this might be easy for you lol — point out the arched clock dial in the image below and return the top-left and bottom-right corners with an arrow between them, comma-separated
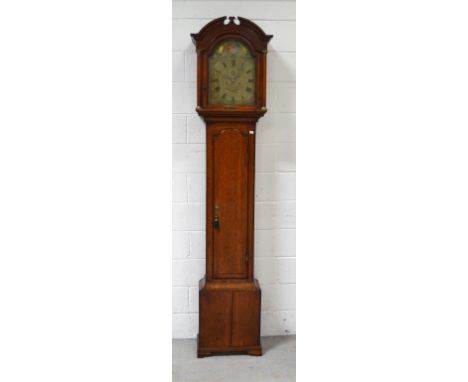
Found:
208,40 -> 256,105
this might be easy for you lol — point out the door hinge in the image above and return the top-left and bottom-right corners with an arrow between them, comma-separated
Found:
245,252 -> 249,263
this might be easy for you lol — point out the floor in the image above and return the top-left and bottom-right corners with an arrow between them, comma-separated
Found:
172,335 -> 296,382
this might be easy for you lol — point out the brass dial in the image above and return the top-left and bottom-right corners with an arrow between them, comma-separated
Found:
208,40 -> 256,106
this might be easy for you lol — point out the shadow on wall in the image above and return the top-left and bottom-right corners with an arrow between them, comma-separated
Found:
253,46 -> 296,337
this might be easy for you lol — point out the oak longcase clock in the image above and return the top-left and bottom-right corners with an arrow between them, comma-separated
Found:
191,16 -> 272,358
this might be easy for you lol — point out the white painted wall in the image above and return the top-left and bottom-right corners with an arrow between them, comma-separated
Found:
172,0 -> 295,338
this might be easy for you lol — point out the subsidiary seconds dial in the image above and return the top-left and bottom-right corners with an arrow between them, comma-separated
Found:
208,40 -> 256,106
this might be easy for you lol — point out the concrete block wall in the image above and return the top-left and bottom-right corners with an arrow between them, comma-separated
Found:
172,0 -> 296,338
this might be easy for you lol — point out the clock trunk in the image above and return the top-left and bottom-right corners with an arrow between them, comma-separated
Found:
209,122 -> 254,280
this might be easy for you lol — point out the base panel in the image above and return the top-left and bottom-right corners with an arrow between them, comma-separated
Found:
197,278 -> 262,358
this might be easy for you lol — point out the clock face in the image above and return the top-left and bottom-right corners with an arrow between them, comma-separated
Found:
208,40 -> 256,106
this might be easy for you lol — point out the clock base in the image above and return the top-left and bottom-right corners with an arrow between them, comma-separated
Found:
197,334 -> 263,358
197,278 -> 262,358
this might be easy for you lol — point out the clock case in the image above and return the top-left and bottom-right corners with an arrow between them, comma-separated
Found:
191,17 -> 272,358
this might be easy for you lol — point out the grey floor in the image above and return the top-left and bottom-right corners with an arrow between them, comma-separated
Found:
173,335 -> 296,382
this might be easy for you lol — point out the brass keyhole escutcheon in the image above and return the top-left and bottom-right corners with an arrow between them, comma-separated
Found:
213,206 -> 220,229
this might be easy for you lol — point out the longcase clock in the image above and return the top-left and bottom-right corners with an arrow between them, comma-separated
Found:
191,16 -> 272,358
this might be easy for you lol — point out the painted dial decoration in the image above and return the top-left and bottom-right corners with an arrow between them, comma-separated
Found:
208,40 -> 256,106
